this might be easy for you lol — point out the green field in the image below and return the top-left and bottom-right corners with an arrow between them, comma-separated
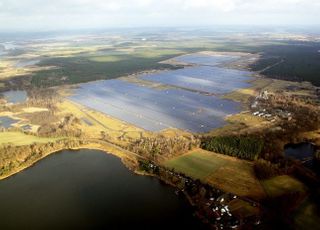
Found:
163,149 -> 266,200
261,175 -> 306,198
0,132 -> 62,146
164,149 -> 227,179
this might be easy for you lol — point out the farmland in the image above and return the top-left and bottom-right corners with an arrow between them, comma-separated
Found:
260,175 -> 306,198
0,132 -> 62,146
163,149 -> 266,200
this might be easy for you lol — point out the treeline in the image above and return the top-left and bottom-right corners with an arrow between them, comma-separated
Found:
37,114 -> 83,138
250,56 -> 281,71
0,139 -> 88,177
127,135 -> 200,161
255,93 -> 320,158
27,88 -> 61,109
19,111 -> 59,126
0,88 -> 60,112
201,136 -> 264,160
138,160 -> 259,229
253,159 -> 294,179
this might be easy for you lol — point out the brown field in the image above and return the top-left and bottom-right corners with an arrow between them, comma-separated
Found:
57,100 -> 146,144
209,112 -> 268,136
261,175 -> 306,198
163,149 -> 266,200
0,132 -> 62,146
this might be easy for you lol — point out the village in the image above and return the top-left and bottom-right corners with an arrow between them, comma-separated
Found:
140,161 -> 261,230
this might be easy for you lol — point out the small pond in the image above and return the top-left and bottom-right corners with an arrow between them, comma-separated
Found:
2,90 -> 27,104
0,116 -> 19,129
284,142 -> 316,169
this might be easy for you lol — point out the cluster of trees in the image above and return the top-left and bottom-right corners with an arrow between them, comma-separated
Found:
127,135 -> 200,161
201,136 -> 264,160
268,94 -> 320,119
138,160 -> 257,229
27,88 -> 61,109
20,111 -> 58,126
139,160 -> 217,197
262,91 -> 320,128
249,91 -> 320,158
253,159 -> 294,179
37,115 -> 83,138
224,97 -> 320,177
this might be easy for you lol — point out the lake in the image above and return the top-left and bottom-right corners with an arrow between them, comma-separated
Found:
0,149 -> 207,230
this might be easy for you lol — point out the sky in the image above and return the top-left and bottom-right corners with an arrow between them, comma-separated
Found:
0,0 -> 319,31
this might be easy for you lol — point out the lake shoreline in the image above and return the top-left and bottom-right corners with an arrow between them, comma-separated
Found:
0,141 -> 140,181
0,140 -> 222,229
0,148 -> 208,230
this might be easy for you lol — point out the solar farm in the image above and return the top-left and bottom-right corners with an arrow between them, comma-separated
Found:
70,53 -> 253,132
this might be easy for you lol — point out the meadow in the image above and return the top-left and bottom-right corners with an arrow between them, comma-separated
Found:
0,132 -> 62,146
163,148 -> 309,202
163,149 -> 266,200
260,175 -> 306,198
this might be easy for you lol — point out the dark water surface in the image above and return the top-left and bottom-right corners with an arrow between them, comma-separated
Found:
284,142 -> 316,169
0,149 -> 206,230
284,142 -> 315,160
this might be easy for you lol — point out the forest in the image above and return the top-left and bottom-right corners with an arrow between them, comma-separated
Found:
30,52 -> 181,87
200,136 -> 264,160
249,41 -> 320,86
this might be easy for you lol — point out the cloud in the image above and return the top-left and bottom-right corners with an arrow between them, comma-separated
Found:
0,0 -> 319,31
